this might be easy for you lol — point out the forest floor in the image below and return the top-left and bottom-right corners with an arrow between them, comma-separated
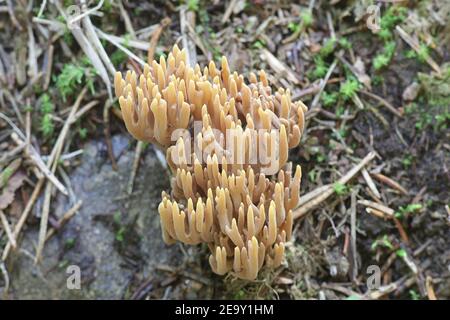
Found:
0,0 -> 449,299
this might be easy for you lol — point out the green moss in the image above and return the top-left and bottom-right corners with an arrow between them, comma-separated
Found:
39,94 -> 55,138
54,58 -> 97,101
110,49 -> 128,66
339,77 -> 360,101
320,38 -> 336,57
378,6 -> 407,41
373,41 -> 396,70
333,182 -> 348,196
322,91 -> 338,107
310,57 -> 328,79
411,63 -> 450,131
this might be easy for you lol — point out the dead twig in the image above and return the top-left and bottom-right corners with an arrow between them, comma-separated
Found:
360,90 -> 403,118
308,60 -> 337,115
396,26 -> 441,75
2,178 -> 45,261
0,262 -> 10,298
394,217 -> 409,245
358,199 -> 395,218
10,133 -> 68,196
293,151 -> 376,219
148,17 -> 172,63
45,200 -> 82,241
361,168 -> 381,198
260,49 -> 300,85
350,191 -> 358,281
0,210 -> 16,249
425,276 -> 437,300
371,173 -> 408,195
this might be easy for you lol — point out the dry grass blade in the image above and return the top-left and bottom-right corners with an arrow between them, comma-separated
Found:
81,11 -> 116,76
2,178 -> 44,261
0,210 -> 16,249
45,200 -> 82,241
260,49 -> 300,84
35,88 -> 87,264
10,133 -> 68,196
308,60 -> 337,114
361,168 -> 381,198
180,6 -> 197,67
360,90 -> 403,118
95,29 -> 151,50
358,199 -> 395,218
425,276 -> 437,300
96,28 -> 146,66
70,27 -> 112,98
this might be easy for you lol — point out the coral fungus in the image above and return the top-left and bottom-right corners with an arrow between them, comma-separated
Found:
115,45 -> 306,280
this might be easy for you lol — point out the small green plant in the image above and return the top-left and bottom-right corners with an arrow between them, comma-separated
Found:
373,41 -> 396,70
411,63 -> 450,132
187,0 -> 199,12
308,170 -> 317,182
311,56 -> 328,79
395,203 -> 422,219
378,6 -> 407,41
113,211 -> 126,242
252,39 -> 266,50
288,22 -> 301,34
316,153 -> 326,163
65,238 -> 76,250
1,167 -> 13,186
339,78 -> 360,101
373,54 -> 390,71
406,44 -> 430,63
335,105 -> 345,117
54,59 -> 96,101
320,38 -> 336,57
372,75 -> 384,86
371,234 -> 394,250
41,114 -> 55,138
338,37 -> 352,50
116,227 -> 125,242
321,91 -> 338,107
233,289 -> 246,300
78,127 -> 88,140
402,155 -> 413,168
39,94 -> 55,138
333,182 -> 348,196
300,10 -> 313,28
396,248 -> 407,258
435,113 -> 450,130
110,49 -> 128,66
409,290 -> 420,300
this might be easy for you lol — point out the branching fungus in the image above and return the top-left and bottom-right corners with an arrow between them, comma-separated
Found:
115,45 -> 307,280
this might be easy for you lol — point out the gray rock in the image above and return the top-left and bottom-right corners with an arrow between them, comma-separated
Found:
8,136 -> 183,299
